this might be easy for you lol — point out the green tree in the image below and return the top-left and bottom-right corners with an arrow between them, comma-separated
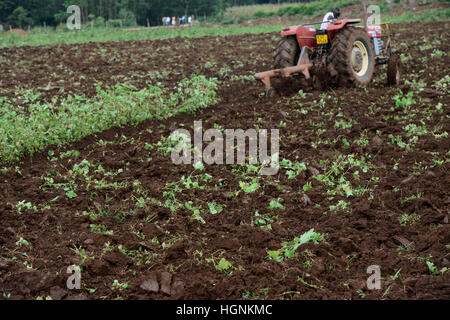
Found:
7,6 -> 34,28
1,0 -> 319,28
0,0 -> 16,23
118,8 -> 135,26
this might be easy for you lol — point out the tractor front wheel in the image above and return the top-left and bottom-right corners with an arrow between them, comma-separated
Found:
329,27 -> 375,86
274,36 -> 300,69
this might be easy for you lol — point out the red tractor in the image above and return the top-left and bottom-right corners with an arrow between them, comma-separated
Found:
255,8 -> 402,95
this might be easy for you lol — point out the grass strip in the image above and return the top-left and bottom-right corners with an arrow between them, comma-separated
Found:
0,75 -> 218,163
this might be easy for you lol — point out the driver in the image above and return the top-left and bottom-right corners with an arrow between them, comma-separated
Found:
320,8 -> 341,30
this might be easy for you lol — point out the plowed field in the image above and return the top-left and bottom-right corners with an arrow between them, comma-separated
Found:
0,21 -> 449,300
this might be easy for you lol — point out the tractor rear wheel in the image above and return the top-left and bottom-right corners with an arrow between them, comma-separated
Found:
274,36 -> 300,69
387,54 -> 402,86
329,27 -> 375,86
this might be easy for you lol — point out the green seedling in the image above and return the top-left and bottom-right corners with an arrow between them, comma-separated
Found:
268,229 -> 325,262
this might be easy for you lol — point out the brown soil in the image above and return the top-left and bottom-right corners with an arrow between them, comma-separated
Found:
0,21 -> 449,300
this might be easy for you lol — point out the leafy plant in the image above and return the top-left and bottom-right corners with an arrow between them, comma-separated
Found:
252,211 -> 278,230
426,261 -> 439,275
89,224 -> 114,235
268,198 -> 285,211
208,201 -> 223,215
393,91 -> 415,108
399,213 -> 421,226
216,258 -> 233,273
185,202 -> 205,224
267,229 -> 325,262
111,280 -> 130,290
302,182 -> 312,192
15,237 -> 31,247
66,190 -> 78,199
239,180 -> 260,194
206,253 -> 234,274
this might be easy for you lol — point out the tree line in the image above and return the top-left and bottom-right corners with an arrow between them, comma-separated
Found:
0,0 -> 316,28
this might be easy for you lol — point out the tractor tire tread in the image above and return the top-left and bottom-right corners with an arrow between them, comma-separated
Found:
329,26 -> 375,87
274,36 -> 300,69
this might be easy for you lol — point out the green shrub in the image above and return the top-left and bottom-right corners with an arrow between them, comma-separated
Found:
252,10 -> 269,19
221,18 -> 235,25
108,19 -> 121,27
118,8 -> 136,26
93,16 -> 105,27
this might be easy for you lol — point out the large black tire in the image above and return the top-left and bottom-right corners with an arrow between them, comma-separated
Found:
274,36 -> 300,69
387,54 -> 402,86
329,27 -> 375,87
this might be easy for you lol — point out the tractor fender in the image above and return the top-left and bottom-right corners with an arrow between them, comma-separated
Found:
280,26 -> 298,36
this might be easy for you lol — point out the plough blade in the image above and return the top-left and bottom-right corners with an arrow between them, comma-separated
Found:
254,46 -> 313,94
254,63 -> 313,91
